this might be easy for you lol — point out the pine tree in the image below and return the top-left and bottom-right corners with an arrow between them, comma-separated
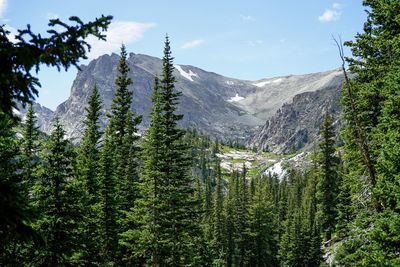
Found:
335,155 -> 353,239
77,85 -> 102,199
122,37 -> 198,266
97,45 -> 142,264
211,161 -> 225,265
278,170 -> 307,266
98,126 -> 119,264
246,176 -> 278,267
76,85 -> 103,264
234,166 -> 249,267
224,171 -> 238,267
9,103 -> 41,266
119,77 -> 163,265
317,113 -> 339,242
276,176 -> 288,242
222,168 -> 252,267
151,36 -> 198,266
119,110 -> 142,213
107,44 -> 142,217
33,118 -> 83,266
352,62 -> 400,266
20,103 -> 40,194
336,2 -> 400,265
0,112 -> 37,266
108,45 -> 134,141
302,167 -> 322,266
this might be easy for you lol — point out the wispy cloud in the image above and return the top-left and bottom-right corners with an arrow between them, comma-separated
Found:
86,21 -> 156,59
240,14 -> 255,22
0,0 -> 7,18
181,39 -> 204,49
318,3 -> 342,22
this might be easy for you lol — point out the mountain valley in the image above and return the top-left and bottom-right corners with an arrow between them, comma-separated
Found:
26,52 -> 344,152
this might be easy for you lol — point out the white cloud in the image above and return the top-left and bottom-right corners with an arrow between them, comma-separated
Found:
318,9 -> 340,22
318,3 -> 342,22
181,39 -> 204,49
0,0 -> 7,18
240,14 -> 255,22
86,21 -> 156,59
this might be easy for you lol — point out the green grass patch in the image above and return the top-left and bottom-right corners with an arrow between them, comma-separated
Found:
260,151 -> 282,160
248,167 -> 262,177
230,158 -> 246,164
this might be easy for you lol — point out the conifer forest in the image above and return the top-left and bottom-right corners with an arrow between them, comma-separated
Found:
1,1 -> 400,266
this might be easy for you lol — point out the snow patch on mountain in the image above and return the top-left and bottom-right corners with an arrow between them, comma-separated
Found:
226,80 -> 235,85
174,64 -> 198,82
291,152 -> 305,162
227,93 -> 245,102
253,78 -> 284,87
265,161 -> 287,180
12,108 -> 21,116
264,152 -> 305,180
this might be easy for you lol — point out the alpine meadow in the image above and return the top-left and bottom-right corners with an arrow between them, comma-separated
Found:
1,0 -> 400,266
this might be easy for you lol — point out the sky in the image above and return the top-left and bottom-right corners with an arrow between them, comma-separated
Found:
1,0 -> 367,110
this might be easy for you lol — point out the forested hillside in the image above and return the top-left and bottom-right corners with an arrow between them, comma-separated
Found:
1,1 -> 400,266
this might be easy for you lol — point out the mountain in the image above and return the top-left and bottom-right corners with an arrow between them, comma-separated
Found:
32,52 -> 344,147
248,83 -> 343,154
16,102 -> 54,131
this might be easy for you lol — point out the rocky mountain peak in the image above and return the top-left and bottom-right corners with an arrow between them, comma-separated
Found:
30,52 -> 344,151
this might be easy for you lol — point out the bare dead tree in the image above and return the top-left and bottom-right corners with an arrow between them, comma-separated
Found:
333,36 -> 377,190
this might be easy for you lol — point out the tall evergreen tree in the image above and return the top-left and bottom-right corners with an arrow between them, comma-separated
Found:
336,2 -> 400,261
98,126 -> 119,264
76,85 -> 103,264
317,113 -> 339,242
33,118 -> 83,266
302,167 -> 322,267
211,161 -> 225,265
234,166 -> 249,267
246,176 -> 278,267
122,37 -> 198,266
120,77 -> 163,265
0,112 -> 37,266
119,110 -> 142,213
107,44 -> 142,215
20,103 -> 40,194
107,45 -> 134,142
77,85 -> 102,198
97,45 -> 142,265
224,171 -> 238,267
279,170 -> 307,266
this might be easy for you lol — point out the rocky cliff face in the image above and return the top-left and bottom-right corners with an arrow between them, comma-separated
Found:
31,52 -> 344,149
16,102 -> 54,131
249,83 -> 343,154
43,53 -> 261,142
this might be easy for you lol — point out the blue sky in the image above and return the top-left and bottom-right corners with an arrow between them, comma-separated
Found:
1,0 -> 367,110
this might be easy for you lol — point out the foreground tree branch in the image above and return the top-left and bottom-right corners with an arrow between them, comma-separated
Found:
0,15 -> 113,117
